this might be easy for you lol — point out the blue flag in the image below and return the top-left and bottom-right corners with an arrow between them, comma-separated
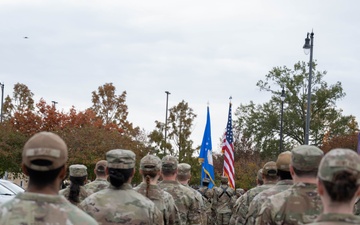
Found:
198,106 -> 215,188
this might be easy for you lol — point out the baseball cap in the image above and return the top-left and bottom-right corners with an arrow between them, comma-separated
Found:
161,155 -> 178,171
140,154 -> 161,172
69,164 -> 87,177
221,176 -> 228,183
22,132 -> 68,171
106,149 -> 136,169
202,178 -> 210,184
95,160 -> 107,172
291,145 -> 324,171
262,161 -> 278,176
318,148 -> 360,184
276,151 -> 292,172
178,163 -> 191,175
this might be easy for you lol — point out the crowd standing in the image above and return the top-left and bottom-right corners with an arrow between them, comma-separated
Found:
1,131 -> 360,225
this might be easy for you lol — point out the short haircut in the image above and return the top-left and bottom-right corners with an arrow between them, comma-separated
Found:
292,167 -> 318,178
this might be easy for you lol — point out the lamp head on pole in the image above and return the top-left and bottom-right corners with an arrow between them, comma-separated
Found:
280,87 -> 286,102
303,32 -> 311,55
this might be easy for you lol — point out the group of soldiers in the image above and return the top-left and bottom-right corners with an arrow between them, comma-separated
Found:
1,131 -> 360,225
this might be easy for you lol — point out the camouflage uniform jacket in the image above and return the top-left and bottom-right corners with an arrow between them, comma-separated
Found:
198,186 -> 214,213
230,181 -> 277,225
79,183 -> 164,225
134,182 -> 181,225
183,184 -> 207,225
213,184 -> 235,214
307,213 -> 360,225
245,180 -> 293,225
59,185 -> 90,206
0,192 -> 98,225
256,182 -> 322,225
84,178 -> 110,194
158,180 -> 202,225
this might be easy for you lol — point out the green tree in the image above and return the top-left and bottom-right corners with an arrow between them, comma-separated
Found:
234,61 -> 358,158
3,83 -> 34,121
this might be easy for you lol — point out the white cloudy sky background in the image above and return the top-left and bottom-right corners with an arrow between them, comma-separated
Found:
1,1 -> 359,152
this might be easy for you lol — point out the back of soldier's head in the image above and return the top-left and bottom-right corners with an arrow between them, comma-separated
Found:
95,160 -> 107,177
202,177 -> 210,187
161,155 -> 178,177
318,148 -> 360,203
276,151 -> 292,180
22,132 -> 68,187
177,163 -> 191,181
106,149 -> 136,188
291,145 -> 323,178
262,161 -> 278,181
220,176 -> 228,185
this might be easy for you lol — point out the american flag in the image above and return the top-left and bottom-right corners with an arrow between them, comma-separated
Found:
222,101 -> 235,189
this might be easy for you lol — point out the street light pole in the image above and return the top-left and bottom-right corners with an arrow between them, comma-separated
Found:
164,91 -> 171,155
51,101 -> 58,109
0,82 -> 4,123
279,87 -> 285,152
303,31 -> 314,145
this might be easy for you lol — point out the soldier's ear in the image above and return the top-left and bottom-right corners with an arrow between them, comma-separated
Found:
317,179 -> 324,196
21,163 -> 29,176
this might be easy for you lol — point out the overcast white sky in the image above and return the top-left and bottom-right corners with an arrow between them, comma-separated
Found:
1,1 -> 359,152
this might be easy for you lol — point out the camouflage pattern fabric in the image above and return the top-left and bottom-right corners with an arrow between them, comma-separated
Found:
230,182 -> 276,225
256,182 -> 322,225
307,213 -> 360,225
84,178 -> 110,195
183,184 -> 207,225
158,180 -> 201,225
0,192 -> 98,225
79,183 -> 164,225
213,184 -> 235,225
59,185 -> 90,206
134,182 -> 181,225
245,180 -> 293,225
198,186 -> 215,225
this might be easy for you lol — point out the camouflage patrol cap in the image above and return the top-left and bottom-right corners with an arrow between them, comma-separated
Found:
257,169 -> 263,182
318,148 -> 360,184
22,132 -> 68,171
276,151 -> 291,172
236,188 -> 245,195
221,176 -> 228,182
95,160 -> 107,172
202,177 -> 210,184
161,155 -> 178,171
262,161 -> 277,176
291,145 -> 324,171
178,163 -> 191,175
140,154 -> 161,172
106,149 -> 136,169
69,164 -> 87,177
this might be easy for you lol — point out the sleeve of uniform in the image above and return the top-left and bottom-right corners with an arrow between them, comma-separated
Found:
232,193 -> 249,225
151,204 -> 165,225
244,195 -> 260,225
188,194 -> 202,225
165,193 -> 181,225
255,198 -> 274,225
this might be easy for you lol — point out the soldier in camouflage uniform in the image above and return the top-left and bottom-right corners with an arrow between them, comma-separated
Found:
231,162 -> 279,225
230,169 -> 262,225
256,145 -> 324,225
245,151 -> 293,225
307,148 -> 360,225
158,155 -> 202,225
79,149 -> 163,225
198,178 -> 215,225
213,176 -> 235,225
0,132 -> 97,225
60,164 -> 91,206
85,160 -> 109,194
177,163 -> 206,225
231,188 -> 245,209
134,154 -> 180,225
